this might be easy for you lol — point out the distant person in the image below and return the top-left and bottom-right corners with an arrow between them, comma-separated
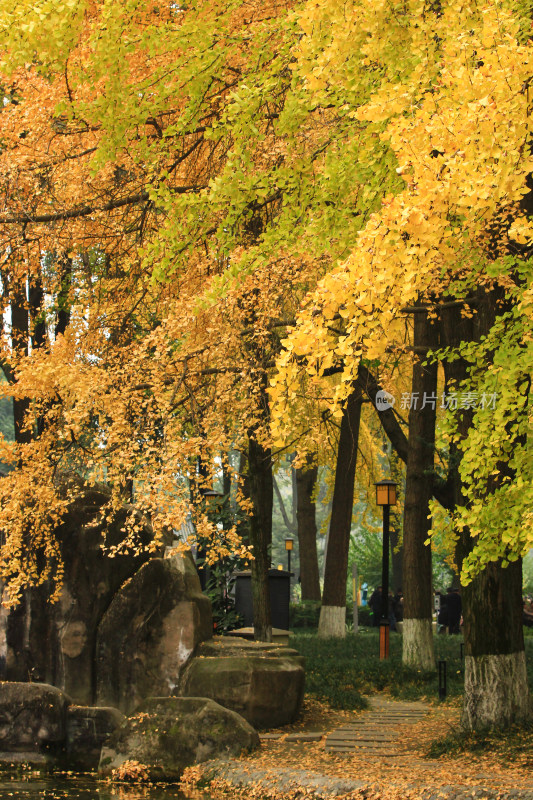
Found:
369,585 -> 382,627
523,599 -> 533,628
393,588 -> 404,623
436,591 -> 448,633
388,591 -> 397,631
361,582 -> 368,606
446,586 -> 462,634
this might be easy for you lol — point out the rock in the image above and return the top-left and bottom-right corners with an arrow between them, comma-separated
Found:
99,696 -> 259,781
1,481 -> 160,704
178,636 -> 305,729
0,682 -> 70,753
65,705 -> 125,771
0,751 -> 53,770
96,554 -> 212,714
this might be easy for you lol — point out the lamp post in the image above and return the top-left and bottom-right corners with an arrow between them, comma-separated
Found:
285,538 -> 294,574
375,479 -> 398,660
197,489 -> 225,591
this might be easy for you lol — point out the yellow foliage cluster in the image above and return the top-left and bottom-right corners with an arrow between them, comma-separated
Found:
272,0 -> 533,432
0,0 -> 529,594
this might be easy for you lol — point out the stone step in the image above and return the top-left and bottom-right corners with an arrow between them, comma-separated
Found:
325,745 -> 403,756
328,729 -> 396,736
326,738 -> 396,748
359,718 -> 423,724
365,713 -> 424,718
326,735 -> 395,742
340,732 -> 397,737
346,714 -> 426,725
361,708 -> 425,715
368,707 -> 426,713
322,700 -> 430,759
335,723 -> 400,729
347,718 -> 422,724
335,724 -> 416,732
285,732 -> 324,742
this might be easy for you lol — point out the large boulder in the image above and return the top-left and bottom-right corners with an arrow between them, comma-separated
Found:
65,705 -> 125,771
0,682 -> 69,754
99,696 -> 259,781
1,481 -> 161,704
96,554 -> 212,714
178,636 -> 305,729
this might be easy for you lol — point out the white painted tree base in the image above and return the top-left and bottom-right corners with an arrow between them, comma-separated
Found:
318,605 -> 346,638
463,650 -> 532,729
402,618 -> 435,670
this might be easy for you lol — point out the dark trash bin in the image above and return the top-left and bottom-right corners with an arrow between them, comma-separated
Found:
234,569 -> 291,630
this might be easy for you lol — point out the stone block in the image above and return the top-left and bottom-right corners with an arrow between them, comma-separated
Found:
66,705 -> 125,770
178,636 -> 305,729
99,696 -> 259,781
96,554 -> 212,714
0,682 -> 70,753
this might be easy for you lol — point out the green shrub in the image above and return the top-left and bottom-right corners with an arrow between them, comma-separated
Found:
290,630 -> 533,711
354,605 -> 373,626
345,605 -> 374,627
290,602 -> 375,630
290,600 -> 321,629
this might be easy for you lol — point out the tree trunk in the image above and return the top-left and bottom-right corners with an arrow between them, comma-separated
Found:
296,457 -> 321,602
318,384 -> 363,637
28,278 -> 46,351
247,434 -> 273,642
55,255 -> 72,338
441,296 -> 530,728
461,559 -> 529,728
3,281 -> 47,682
390,526 -> 403,595
402,310 -> 438,670
10,290 -> 32,446
28,277 -> 47,436
273,474 -> 296,535
362,294 -> 530,728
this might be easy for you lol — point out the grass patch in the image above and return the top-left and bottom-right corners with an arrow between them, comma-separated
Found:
427,721 -> 533,765
290,629 -> 533,709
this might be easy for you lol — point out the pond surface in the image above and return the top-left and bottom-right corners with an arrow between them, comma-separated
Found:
0,777 -> 208,800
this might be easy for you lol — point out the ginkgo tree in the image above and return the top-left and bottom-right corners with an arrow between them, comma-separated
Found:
0,0 -> 398,646
0,0 -> 531,732
270,0 -> 533,728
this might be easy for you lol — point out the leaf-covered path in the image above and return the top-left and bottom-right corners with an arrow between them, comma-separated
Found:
181,697 -> 533,800
324,697 -> 428,754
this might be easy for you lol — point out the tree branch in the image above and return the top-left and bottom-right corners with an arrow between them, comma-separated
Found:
0,184 -> 205,225
356,363 -> 454,509
273,474 -> 296,535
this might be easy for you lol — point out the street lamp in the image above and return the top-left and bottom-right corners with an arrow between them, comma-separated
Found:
202,489 -> 225,505
284,538 -> 294,574
197,489 -> 225,590
375,479 -> 398,660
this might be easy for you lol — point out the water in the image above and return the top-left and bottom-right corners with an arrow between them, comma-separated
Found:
0,777 -> 208,800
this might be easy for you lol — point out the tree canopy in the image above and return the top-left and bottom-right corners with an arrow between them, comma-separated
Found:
0,0 -> 530,602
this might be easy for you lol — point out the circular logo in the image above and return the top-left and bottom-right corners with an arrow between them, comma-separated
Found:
375,390 -> 395,411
